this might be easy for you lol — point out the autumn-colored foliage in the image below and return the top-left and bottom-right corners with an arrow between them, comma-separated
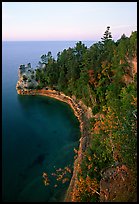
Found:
40,28 -> 137,202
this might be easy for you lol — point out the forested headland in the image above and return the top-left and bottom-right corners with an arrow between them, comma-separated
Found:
17,27 -> 137,202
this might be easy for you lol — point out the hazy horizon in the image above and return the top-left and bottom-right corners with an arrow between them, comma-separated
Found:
2,40 -> 96,42
2,2 -> 137,41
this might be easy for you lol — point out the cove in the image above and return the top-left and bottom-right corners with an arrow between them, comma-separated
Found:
2,41 -> 93,202
2,94 -> 80,202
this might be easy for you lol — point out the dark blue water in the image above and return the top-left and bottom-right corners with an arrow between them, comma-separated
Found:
2,41 -> 94,202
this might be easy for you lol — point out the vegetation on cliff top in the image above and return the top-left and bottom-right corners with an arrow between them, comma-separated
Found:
34,27 -> 137,201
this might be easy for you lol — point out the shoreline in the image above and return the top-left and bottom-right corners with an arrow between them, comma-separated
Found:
16,87 -> 92,201
16,88 -> 92,133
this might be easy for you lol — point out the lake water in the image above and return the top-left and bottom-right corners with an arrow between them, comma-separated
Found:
2,41 -> 94,202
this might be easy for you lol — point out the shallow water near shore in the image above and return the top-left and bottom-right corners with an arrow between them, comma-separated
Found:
3,94 -> 80,202
2,41 -> 94,201
2,41 -> 98,201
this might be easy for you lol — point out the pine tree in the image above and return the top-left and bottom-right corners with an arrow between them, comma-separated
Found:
101,26 -> 112,43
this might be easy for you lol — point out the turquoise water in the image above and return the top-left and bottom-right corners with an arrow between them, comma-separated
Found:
2,41 -> 94,202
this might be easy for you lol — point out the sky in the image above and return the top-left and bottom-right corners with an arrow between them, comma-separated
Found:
2,2 -> 137,41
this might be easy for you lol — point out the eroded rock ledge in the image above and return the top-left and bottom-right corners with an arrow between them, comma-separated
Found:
16,85 -> 92,202
16,59 -> 137,201
16,61 -> 94,201
16,63 -> 38,90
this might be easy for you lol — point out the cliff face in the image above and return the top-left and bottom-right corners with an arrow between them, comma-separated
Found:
16,63 -> 38,90
16,56 -> 137,202
16,69 -> 92,202
17,89 -> 91,202
121,56 -> 137,85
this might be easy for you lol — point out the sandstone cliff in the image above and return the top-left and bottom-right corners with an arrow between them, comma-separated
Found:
16,58 -> 137,202
16,67 -> 93,202
16,63 -> 38,90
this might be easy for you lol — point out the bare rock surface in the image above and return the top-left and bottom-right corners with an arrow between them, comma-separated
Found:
16,63 -> 38,90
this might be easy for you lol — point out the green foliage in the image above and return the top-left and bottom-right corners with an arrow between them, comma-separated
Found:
37,82 -> 45,89
31,74 -> 34,79
40,52 -> 52,64
22,75 -> 28,81
89,117 -> 96,126
34,27 -> 137,202
101,26 -> 112,43
92,105 -> 99,115
129,31 -> 137,57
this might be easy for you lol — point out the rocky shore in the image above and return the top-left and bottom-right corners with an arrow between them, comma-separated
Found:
16,86 -> 92,201
16,59 -> 137,201
16,62 -> 94,201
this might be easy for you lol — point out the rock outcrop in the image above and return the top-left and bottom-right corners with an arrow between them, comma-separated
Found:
16,66 -> 92,202
16,89 -> 91,202
16,63 -> 38,90
16,58 -> 137,201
